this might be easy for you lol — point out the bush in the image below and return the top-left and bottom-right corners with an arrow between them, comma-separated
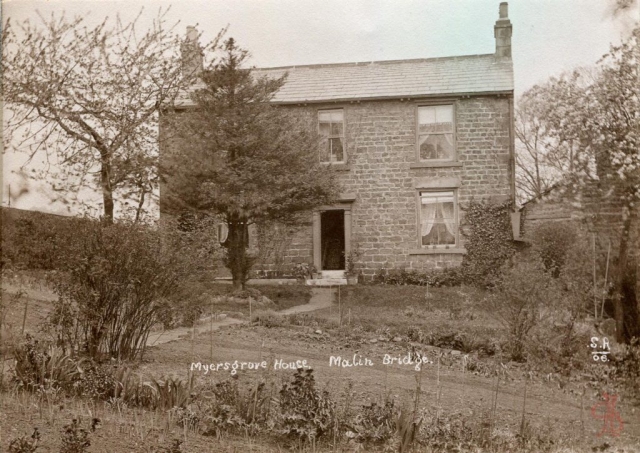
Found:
75,363 -> 117,400
7,428 -> 40,453
345,399 -> 396,445
278,368 -> 335,442
612,337 -> 640,400
374,267 -> 462,287
489,259 -> 561,362
529,222 -> 579,277
198,377 -> 272,436
50,220 -> 187,360
0,208 -> 76,270
60,419 -> 95,453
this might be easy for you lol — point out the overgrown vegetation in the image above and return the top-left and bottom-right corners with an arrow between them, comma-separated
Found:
49,220 -> 187,360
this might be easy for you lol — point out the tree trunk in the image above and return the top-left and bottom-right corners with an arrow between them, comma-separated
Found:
101,154 -> 114,223
134,188 -> 147,224
225,217 -> 251,290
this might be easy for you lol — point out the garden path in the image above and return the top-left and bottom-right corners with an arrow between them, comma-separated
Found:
145,287 -> 334,347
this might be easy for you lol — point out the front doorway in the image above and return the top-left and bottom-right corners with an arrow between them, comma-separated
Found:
320,210 -> 345,270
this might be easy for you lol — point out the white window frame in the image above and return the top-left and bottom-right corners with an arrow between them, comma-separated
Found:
418,190 -> 459,248
416,104 -> 456,162
318,108 -> 346,164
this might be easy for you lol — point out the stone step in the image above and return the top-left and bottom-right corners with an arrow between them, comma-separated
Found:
305,278 -> 347,286
321,270 -> 346,278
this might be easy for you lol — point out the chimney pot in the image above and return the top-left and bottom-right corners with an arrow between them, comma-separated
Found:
499,2 -> 508,19
186,26 -> 198,42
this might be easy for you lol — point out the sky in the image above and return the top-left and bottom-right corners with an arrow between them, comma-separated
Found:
2,0 -> 637,216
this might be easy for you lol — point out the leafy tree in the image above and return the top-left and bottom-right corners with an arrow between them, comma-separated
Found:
2,10 -> 195,222
522,27 -> 639,341
162,38 -> 339,289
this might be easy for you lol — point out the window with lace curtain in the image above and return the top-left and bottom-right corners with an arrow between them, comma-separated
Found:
417,105 -> 455,161
419,191 -> 457,246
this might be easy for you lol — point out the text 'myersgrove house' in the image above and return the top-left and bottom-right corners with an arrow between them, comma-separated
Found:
165,3 -> 516,280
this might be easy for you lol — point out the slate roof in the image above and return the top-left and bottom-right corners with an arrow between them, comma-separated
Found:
174,53 -> 513,107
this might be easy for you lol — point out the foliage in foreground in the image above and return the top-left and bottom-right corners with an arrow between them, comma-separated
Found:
49,220 -> 188,360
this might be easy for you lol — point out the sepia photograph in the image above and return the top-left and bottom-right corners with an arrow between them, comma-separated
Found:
1,0 -> 639,451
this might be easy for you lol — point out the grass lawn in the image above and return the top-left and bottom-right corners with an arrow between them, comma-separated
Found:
290,284 -> 504,356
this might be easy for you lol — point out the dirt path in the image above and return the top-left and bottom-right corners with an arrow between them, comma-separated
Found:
145,287 -> 334,347
145,322 -> 640,449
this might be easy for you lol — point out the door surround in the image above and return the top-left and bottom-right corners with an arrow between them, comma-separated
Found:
313,204 -> 352,271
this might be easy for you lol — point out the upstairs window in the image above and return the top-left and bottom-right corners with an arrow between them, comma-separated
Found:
318,109 -> 345,163
419,191 -> 457,247
418,105 -> 454,161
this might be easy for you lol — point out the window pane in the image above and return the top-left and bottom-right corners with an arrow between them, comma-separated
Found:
330,121 -> 343,136
319,122 -> 331,137
319,111 -> 332,122
418,106 -> 436,125
419,135 -> 438,160
419,134 -> 454,160
420,193 -> 456,246
435,105 -> 453,124
331,110 -> 343,122
330,138 -> 344,162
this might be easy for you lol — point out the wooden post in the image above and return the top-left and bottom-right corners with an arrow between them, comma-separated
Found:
600,241 -> 611,320
210,300 -> 214,362
21,299 -> 29,335
593,233 -> 597,319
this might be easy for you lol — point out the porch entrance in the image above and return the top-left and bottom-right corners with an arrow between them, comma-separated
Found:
320,210 -> 345,270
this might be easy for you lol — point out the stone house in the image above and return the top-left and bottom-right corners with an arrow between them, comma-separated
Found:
165,3 -> 516,281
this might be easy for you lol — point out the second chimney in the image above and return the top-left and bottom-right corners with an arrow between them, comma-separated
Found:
494,2 -> 512,58
181,26 -> 204,78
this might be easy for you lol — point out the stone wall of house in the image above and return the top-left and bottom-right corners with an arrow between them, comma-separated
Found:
256,95 -> 515,277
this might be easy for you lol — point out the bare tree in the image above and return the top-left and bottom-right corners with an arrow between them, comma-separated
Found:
2,9 -> 195,222
515,79 -> 591,203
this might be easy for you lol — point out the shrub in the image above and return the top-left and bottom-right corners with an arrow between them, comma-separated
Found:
529,222 -> 579,277
199,377 -> 271,436
7,428 -> 40,453
345,399 -> 396,445
612,337 -> 640,400
252,310 -> 285,328
278,368 -> 335,442
13,335 -> 83,393
374,267 -> 462,287
489,259 -> 560,362
0,208 -> 77,270
60,419 -> 95,453
50,220 -> 187,360
75,363 -> 117,400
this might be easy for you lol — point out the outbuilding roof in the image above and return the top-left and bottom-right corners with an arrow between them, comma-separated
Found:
174,53 -> 513,107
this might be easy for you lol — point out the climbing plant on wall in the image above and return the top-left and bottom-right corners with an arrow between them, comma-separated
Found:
460,199 -> 518,286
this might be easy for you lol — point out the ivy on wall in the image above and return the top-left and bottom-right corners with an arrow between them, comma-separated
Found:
459,199 -> 518,286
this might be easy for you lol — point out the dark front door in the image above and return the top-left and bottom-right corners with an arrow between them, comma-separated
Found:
320,210 -> 345,270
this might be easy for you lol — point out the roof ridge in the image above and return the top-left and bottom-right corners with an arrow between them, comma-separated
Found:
253,53 -> 499,71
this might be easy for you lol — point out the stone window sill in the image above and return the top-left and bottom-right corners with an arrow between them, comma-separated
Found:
410,161 -> 463,169
409,248 -> 467,255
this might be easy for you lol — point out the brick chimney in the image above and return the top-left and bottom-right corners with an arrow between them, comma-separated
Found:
181,26 -> 203,78
494,2 -> 512,58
